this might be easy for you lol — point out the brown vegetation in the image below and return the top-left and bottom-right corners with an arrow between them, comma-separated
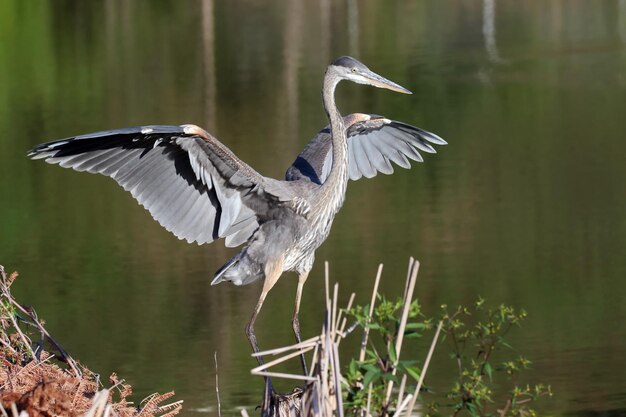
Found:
0,265 -> 182,417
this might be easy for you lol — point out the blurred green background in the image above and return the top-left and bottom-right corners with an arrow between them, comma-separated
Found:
1,0 -> 626,415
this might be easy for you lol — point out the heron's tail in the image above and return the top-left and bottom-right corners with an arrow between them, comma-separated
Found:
211,255 -> 239,285
211,251 -> 263,286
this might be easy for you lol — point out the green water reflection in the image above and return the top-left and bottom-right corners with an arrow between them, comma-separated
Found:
2,0 -> 626,415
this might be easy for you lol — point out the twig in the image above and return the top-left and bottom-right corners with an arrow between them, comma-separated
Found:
22,308 -> 81,376
1,267 -> 80,376
6,310 -> 35,360
498,398 -> 512,417
0,337 -> 18,355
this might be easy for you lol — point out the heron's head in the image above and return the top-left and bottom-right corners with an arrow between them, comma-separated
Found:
329,56 -> 412,94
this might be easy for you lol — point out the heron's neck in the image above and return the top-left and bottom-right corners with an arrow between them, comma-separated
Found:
320,71 -> 348,202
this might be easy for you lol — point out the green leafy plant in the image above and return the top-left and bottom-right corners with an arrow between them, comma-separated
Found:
344,295 -> 433,415
437,298 -> 552,417
343,295 -> 551,417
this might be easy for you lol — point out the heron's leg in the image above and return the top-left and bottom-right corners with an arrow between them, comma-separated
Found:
292,271 -> 310,375
245,257 -> 283,415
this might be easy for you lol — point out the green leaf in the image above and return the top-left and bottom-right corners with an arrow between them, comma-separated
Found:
366,350 -> 378,361
382,372 -> 399,383
405,366 -> 421,382
484,362 -> 493,381
389,343 -> 397,364
362,368 -> 381,387
405,322 -> 428,329
349,359 -> 357,376
362,364 -> 379,373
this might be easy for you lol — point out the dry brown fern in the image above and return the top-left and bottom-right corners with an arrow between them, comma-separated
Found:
0,266 -> 182,417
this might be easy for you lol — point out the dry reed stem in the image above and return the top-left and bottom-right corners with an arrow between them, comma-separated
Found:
214,352 -> 221,417
308,343 -> 319,379
252,345 -> 316,374
331,342 -> 343,416
336,293 -> 355,348
254,371 -> 317,382
338,293 -> 355,332
358,264 -> 383,362
384,260 -> 420,405
392,394 -> 413,417
83,390 -> 109,417
324,262 -> 330,309
396,374 -> 407,408
365,385 -> 373,417
331,284 -> 339,342
401,258 -> 414,308
253,336 -> 321,357
405,320 -> 443,417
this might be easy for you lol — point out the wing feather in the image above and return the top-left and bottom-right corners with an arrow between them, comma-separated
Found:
28,124 -> 291,246
286,113 -> 446,184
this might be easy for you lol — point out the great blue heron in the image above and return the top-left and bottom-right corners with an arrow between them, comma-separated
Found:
28,55 -> 445,380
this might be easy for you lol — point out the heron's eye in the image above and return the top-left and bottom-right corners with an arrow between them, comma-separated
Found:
351,67 -> 357,73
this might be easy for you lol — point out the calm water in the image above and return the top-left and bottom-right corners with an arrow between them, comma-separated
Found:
2,1 -> 626,415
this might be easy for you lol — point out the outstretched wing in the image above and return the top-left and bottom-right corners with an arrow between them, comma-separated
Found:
29,124 -> 294,247
285,113 -> 446,184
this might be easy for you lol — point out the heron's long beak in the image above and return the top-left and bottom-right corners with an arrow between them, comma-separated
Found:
363,69 -> 412,94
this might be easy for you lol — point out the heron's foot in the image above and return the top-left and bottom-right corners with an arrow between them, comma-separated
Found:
259,385 -> 305,417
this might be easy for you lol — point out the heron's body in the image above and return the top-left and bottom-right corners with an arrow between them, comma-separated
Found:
215,72 -> 352,287
28,57 -> 445,408
215,195 -> 316,286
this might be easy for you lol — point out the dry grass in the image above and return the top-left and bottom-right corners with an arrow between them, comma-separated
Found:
0,265 -> 183,417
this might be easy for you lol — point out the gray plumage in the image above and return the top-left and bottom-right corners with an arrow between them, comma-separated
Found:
28,56 -> 446,382
286,113 -> 445,183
